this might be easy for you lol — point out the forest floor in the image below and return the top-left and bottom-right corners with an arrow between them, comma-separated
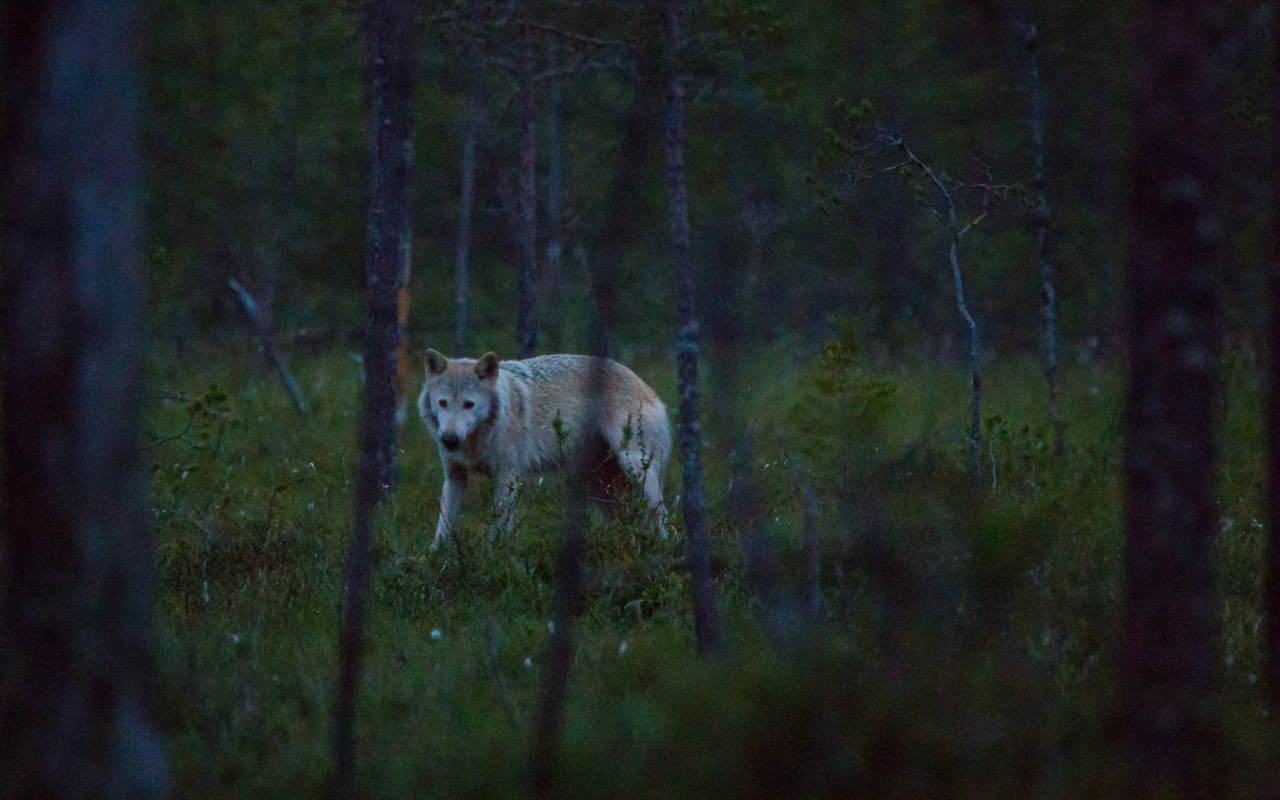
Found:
146,333 -> 1277,798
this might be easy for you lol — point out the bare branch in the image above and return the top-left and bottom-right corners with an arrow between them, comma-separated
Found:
526,21 -> 629,49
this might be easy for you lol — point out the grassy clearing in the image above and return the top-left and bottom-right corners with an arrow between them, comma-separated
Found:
146,335 -> 1275,798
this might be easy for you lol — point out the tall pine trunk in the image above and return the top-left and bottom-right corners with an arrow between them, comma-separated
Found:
1027,23 -> 1062,456
663,0 -> 721,656
0,1 -> 166,796
334,1 -> 416,796
454,58 -> 482,357
1123,0 -> 1222,791
516,10 -> 538,360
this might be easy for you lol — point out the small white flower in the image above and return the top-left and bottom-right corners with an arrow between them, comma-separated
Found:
430,629 -> 442,640
229,633 -> 240,644
547,620 -> 555,634
1250,673 -> 1258,684
1089,387 -> 1098,396
307,502 -> 315,510
181,471 -> 189,481
524,657 -> 533,668
618,640 -> 628,657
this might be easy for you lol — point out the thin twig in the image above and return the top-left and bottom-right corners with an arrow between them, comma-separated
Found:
526,21 -> 629,49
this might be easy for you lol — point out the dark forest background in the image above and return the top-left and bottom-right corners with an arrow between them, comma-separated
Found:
146,0 -> 1227,361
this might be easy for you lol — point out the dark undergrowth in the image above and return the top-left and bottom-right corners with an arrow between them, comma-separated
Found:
146,332 -> 1278,798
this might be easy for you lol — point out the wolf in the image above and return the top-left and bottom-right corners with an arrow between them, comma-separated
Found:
417,349 -> 672,548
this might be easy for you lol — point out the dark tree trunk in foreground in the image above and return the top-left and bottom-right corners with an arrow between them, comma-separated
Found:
664,0 -> 721,655
1027,23 -> 1062,456
454,58 -> 482,357
528,325 -> 608,800
1123,0 -> 1222,792
529,171 -> 617,800
1265,0 -> 1280,713
0,2 -> 166,797
334,1 -> 416,796
516,11 -> 538,360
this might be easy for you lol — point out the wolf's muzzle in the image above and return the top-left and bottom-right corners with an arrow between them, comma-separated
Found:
440,433 -> 461,452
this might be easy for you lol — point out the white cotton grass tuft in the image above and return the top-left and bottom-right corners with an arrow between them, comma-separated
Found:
430,629 -> 442,640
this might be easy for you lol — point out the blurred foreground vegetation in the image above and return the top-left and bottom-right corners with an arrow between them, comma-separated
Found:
148,331 -> 1278,798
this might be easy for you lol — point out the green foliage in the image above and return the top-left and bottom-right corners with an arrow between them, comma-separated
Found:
783,319 -> 897,470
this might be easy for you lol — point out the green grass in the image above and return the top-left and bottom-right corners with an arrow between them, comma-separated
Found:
146,335 -> 1276,798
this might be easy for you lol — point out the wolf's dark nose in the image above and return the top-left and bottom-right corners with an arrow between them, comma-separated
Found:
441,433 -> 460,451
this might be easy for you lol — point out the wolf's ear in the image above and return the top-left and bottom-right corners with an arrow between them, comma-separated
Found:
475,352 -> 499,380
425,348 -> 448,375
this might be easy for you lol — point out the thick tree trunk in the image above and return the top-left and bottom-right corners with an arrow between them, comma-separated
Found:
529,163 -> 617,800
663,0 -> 721,656
0,2 -> 166,797
1123,0 -> 1222,792
528,360 -> 604,800
1027,23 -> 1063,456
1266,0 -> 1280,714
516,12 -> 538,360
454,62 -> 482,357
334,1 -> 416,796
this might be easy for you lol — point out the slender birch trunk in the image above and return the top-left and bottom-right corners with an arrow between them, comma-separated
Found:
891,139 -> 983,484
1027,23 -> 1063,455
663,0 -> 721,656
334,1 -> 416,796
516,10 -> 538,360
0,1 -> 166,795
947,229 -> 982,484
1123,0 -> 1222,791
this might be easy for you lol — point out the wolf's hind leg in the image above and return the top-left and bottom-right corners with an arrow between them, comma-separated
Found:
616,447 -> 671,538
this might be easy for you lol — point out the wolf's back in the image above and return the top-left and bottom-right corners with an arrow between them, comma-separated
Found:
499,355 -> 671,473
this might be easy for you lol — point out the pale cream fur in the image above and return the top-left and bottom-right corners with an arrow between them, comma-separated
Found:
417,350 -> 672,548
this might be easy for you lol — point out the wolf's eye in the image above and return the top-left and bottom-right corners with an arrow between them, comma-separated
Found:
463,401 -> 475,410
438,399 -> 447,408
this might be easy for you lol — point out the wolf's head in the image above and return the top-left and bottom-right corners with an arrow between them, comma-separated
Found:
417,349 -> 499,452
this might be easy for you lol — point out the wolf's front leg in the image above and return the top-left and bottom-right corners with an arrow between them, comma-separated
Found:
431,464 -> 468,550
